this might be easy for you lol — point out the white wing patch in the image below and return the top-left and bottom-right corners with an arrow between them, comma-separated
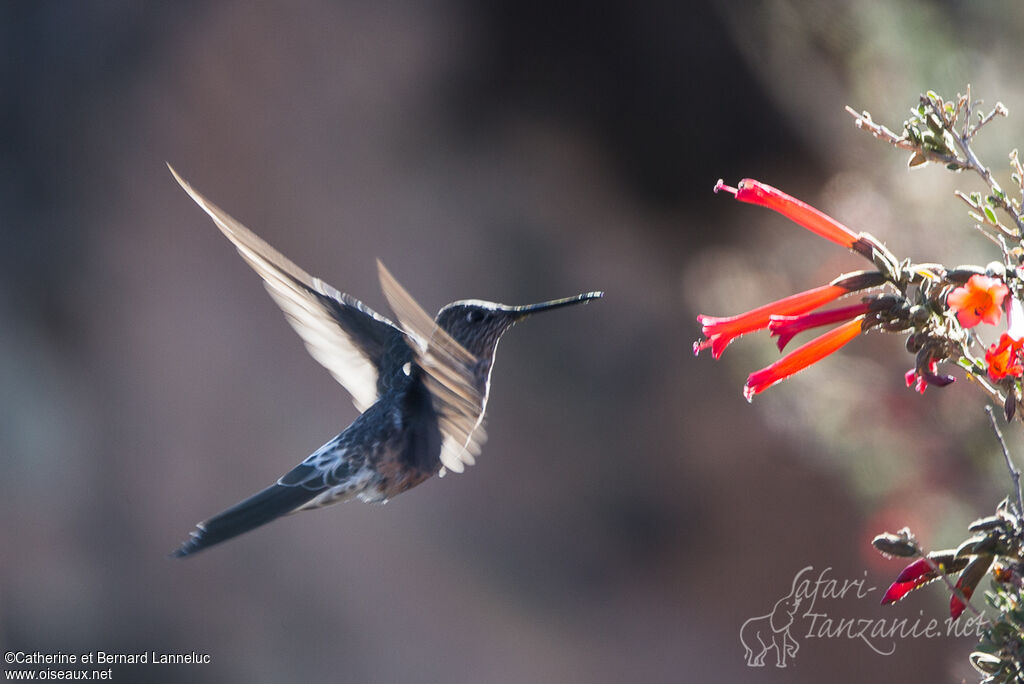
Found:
169,165 -> 388,412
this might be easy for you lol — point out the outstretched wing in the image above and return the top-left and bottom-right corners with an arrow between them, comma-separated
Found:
376,261 -> 486,474
169,165 -> 396,412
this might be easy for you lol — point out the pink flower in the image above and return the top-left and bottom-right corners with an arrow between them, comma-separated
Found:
768,302 -> 873,352
904,359 -> 955,394
946,274 -> 1009,328
1007,296 -> 1024,340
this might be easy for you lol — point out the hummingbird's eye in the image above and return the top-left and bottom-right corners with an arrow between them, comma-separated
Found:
465,310 -> 483,323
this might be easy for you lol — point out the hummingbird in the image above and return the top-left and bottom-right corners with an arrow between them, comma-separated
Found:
168,166 -> 603,557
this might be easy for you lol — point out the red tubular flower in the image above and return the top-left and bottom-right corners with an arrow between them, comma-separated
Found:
949,555 -> 994,620
743,316 -> 866,401
986,333 -> 1024,381
880,554 -> 984,619
768,302 -> 872,351
949,586 -> 973,620
946,274 -> 1009,328
694,271 -> 885,359
695,285 -> 850,359
880,558 -> 939,605
715,178 -> 861,250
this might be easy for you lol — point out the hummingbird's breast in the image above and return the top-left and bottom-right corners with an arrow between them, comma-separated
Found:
359,359 -> 444,501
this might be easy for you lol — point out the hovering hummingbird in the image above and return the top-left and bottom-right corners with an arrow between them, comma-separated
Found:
168,166 -> 603,557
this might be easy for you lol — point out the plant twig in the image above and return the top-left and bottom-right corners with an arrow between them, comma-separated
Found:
847,89 -> 1024,237
845,106 -> 960,166
987,405 -> 1024,517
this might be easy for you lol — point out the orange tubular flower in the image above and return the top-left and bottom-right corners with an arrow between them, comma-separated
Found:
743,316 -> 866,401
946,274 -> 1009,328
715,179 -> 862,251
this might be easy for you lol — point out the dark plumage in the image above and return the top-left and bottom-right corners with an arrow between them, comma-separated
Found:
168,166 -> 602,556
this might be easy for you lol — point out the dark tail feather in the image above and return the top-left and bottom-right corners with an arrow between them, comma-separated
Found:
172,483 -> 320,557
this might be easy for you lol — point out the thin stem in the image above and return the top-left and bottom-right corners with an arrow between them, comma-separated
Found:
987,405 -> 1024,517
844,106 -> 961,166
925,91 -> 1024,236
847,92 -> 1024,236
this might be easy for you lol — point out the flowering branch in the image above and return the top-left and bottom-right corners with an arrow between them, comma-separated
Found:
846,86 -> 1024,237
697,88 -> 1024,420
696,180 -> 1013,406
872,413 -> 1024,680
697,86 -> 1024,680
842,89 -> 1024,681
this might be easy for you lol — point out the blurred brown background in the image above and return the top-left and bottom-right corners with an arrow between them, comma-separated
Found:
5,2 -> 1024,682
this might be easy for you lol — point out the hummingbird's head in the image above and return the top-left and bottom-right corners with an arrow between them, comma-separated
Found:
435,291 -> 603,359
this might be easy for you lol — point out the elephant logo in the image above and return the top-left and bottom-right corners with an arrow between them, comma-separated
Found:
740,575 -> 802,667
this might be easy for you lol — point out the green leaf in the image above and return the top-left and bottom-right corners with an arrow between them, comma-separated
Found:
984,205 -> 998,224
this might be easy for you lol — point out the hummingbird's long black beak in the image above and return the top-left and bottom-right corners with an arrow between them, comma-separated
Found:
511,291 -> 604,320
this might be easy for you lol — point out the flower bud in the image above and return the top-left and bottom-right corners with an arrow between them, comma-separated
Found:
908,305 -> 930,326
872,530 -> 919,558
986,261 -> 1007,279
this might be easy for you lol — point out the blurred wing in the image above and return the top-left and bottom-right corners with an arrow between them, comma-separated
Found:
377,260 -> 486,473
169,165 -> 395,412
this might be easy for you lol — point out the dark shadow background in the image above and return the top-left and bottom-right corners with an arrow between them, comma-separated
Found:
5,2 -> 1024,681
